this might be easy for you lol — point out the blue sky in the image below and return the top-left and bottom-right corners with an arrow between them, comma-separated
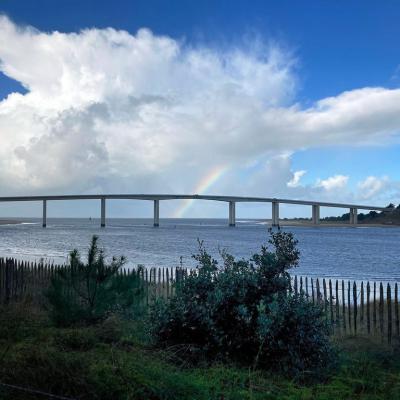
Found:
0,1 -> 399,218
2,0 -> 399,100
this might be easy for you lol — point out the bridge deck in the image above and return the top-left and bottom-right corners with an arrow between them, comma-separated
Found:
0,194 -> 390,211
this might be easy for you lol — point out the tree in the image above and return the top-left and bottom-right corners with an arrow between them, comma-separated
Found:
46,236 -> 143,326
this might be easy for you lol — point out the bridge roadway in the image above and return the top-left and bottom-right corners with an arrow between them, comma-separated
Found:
0,194 -> 392,228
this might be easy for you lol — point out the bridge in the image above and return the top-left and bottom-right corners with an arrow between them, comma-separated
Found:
0,194 -> 392,228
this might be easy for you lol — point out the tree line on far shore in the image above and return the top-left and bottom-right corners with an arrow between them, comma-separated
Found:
282,203 -> 400,224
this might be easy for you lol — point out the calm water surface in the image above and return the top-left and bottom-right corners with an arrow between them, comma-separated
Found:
0,218 -> 399,281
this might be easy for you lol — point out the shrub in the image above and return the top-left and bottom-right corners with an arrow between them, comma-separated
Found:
150,229 -> 337,380
54,328 -> 98,351
46,235 -> 144,326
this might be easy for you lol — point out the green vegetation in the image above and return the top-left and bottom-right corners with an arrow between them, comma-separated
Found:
322,203 -> 400,225
46,235 -> 144,326
0,233 -> 399,399
151,231 -> 336,381
0,303 -> 400,399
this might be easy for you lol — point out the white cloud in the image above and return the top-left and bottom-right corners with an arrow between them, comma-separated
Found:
1,16 -> 400,215
357,176 -> 390,200
0,16 -> 297,194
315,175 -> 349,191
287,170 -> 306,188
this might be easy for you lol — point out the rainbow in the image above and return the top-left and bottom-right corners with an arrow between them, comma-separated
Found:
173,165 -> 229,218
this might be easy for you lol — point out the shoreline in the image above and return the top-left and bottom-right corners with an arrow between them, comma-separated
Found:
275,220 -> 400,228
0,219 -> 23,225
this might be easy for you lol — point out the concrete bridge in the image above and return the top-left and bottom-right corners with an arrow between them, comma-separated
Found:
0,194 -> 392,228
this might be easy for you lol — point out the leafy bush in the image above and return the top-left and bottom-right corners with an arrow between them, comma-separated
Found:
46,235 -> 144,326
150,229 -> 336,380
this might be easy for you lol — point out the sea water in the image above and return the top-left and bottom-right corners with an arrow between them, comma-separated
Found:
0,218 -> 399,281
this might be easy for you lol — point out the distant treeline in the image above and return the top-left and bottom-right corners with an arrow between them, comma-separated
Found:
280,204 -> 400,224
322,203 -> 400,224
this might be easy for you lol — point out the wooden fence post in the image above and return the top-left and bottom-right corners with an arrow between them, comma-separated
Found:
342,280 -> 346,333
379,283 -> 384,341
162,268 -> 165,298
348,281 -> 352,333
335,280 -> 340,330
329,279 -> 334,326
305,277 -> 309,298
145,268 -> 149,306
387,284 -> 392,344
5,259 -> 11,304
395,283 -> 399,337
311,278 -> 315,304
166,268 -> 170,298
373,282 -> 377,334
0,258 -> 3,304
360,282 -> 364,325
316,279 -> 321,304
367,282 -> 371,335
353,282 -> 357,335
158,268 -> 161,298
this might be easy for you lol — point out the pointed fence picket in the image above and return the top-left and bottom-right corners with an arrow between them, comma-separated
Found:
290,274 -> 399,343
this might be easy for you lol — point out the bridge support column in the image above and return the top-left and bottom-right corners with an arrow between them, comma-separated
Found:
350,207 -> 358,225
154,200 -> 160,227
101,198 -> 106,227
272,201 -> 280,227
229,201 -> 236,226
42,200 -> 47,228
312,205 -> 320,224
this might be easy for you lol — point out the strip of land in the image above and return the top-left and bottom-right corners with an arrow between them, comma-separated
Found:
273,204 -> 400,227
278,219 -> 400,227
0,220 -> 22,225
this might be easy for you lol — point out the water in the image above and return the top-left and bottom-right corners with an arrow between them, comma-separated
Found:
0,218 -> 399,282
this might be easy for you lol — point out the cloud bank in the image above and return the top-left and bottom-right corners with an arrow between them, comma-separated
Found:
0,16 -> 399,215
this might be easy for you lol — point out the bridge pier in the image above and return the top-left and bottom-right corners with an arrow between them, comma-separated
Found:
312,204 -> 320,224
101,198 -> 106,227
154,200 -> 160,227
272,201 -> 280,227
42,200 -> 47,228
350,207 -> 358,225
229,201 -> 236,226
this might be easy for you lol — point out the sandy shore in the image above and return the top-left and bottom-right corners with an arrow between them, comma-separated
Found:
0,219 -> 22,225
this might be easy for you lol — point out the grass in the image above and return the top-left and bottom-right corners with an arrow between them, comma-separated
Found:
0,301 -> 400,400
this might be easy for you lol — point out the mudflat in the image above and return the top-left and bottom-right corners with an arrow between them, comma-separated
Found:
0,219 -> 22,225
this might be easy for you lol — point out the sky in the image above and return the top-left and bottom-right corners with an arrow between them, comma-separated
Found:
0,0 -> 400,219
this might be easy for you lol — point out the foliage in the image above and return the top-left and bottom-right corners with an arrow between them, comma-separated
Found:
322,203 -> 400,224
46,235 -> 143,326
150,229 -> 336,380
0,306 -> 399,400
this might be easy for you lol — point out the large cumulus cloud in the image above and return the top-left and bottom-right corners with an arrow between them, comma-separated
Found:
0,16 -> 400,216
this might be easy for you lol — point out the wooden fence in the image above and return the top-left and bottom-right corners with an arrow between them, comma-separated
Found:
0,258 -> 398,343
291,276 -> 399,344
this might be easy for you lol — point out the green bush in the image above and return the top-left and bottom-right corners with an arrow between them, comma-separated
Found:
46,235 -> 144,326
150,229 -> 337,380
